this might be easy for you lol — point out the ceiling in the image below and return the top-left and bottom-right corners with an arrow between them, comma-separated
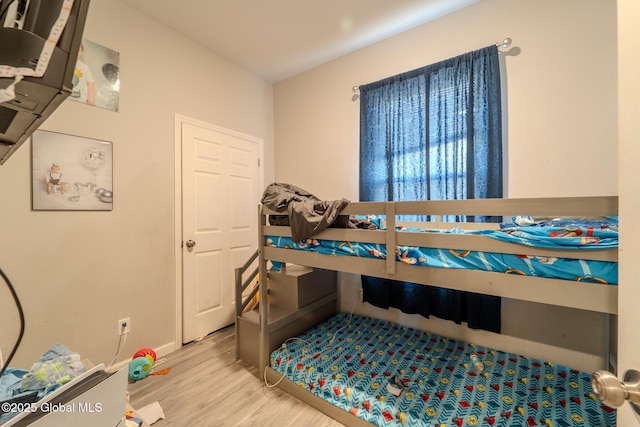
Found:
117,0 -> 480,83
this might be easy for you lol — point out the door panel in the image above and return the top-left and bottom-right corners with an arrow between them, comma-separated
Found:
195,251 -> 222,312
182,120 -> 260,343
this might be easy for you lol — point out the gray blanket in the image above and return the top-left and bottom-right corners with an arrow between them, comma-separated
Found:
261,183 -> 350,242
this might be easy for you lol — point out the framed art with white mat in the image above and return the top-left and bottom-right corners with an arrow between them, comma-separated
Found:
31,130 -> 113,211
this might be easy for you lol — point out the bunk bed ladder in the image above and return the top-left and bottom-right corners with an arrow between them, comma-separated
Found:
234,249 -> 259,362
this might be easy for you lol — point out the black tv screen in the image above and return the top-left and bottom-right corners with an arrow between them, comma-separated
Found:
0,0 -> 91,164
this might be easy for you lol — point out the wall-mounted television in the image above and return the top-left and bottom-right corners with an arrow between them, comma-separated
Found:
0,0 -> 91,165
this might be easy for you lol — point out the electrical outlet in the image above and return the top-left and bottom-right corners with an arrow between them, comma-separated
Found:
118,318 -> 130,336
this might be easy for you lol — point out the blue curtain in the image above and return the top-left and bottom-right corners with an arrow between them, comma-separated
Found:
359,45 -> 502,333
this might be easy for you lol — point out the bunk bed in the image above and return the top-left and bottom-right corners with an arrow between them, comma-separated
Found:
255,195 -> 618,427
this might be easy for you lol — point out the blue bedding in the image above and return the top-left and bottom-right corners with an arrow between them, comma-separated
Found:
266,217 -> 618,285
270,313 -> 616,427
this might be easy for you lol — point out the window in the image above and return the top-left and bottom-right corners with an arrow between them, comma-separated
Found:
360,46 -> 502,211
358,45 -> 503,332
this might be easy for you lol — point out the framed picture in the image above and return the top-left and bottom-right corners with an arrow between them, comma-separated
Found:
31,130 -> 113,211
69,38 -> 120,112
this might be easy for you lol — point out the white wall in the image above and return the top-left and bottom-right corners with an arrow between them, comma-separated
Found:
273,0 -> 617,372
0,0 -> 274,368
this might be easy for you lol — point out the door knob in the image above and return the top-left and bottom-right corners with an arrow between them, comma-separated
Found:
591,369 -> 640,414
185,240 -> 196,248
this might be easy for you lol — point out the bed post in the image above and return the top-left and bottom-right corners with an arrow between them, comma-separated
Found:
385,202 -> 396,275
258,204 -> 270,376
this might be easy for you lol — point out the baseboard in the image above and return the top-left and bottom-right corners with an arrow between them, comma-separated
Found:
153,341 -> 178,360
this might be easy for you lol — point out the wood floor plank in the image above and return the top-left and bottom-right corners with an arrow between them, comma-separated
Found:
128,326 -> 345,426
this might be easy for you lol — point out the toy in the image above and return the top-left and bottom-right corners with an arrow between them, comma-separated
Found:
128,357 -> 153,381
128,348 -> 158,381
133,348 -> 156,365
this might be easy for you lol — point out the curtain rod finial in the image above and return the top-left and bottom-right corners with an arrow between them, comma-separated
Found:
496,37 -> 512,49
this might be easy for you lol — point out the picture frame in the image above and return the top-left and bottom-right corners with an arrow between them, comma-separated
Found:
69,38 -> 120,112
31,130 -> 113,211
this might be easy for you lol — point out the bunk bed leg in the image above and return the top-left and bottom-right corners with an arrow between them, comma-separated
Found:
234,266 -> 241,361
605,313 -> 610,372
606,313 -> 617,374
258,205 -> 269,377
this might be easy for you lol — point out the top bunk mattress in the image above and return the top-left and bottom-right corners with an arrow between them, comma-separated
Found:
270,312 -> 616,427
265,217 -> 619,285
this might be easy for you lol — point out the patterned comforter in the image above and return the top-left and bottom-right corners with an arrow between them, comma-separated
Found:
266,217 -> 619,285
270,313 -> 616,427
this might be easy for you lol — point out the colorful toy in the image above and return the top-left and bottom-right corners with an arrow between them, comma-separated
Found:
128,348 -> 157,381
128,357 -> 153,381
133,348 -> 156,365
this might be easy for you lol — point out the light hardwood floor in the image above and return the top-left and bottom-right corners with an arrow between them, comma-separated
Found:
128,326 -> 345,427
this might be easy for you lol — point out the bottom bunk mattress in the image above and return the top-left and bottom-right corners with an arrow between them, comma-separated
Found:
269,313 -> 615,427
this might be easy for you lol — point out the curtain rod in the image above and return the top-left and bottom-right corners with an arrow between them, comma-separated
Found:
352,37 -> 512,93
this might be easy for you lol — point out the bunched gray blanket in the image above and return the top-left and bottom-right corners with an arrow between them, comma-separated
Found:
261,183 -> 350,242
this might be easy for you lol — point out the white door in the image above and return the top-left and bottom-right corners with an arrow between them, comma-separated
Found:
617,1 -> 640,425
181,119 -> 261,343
